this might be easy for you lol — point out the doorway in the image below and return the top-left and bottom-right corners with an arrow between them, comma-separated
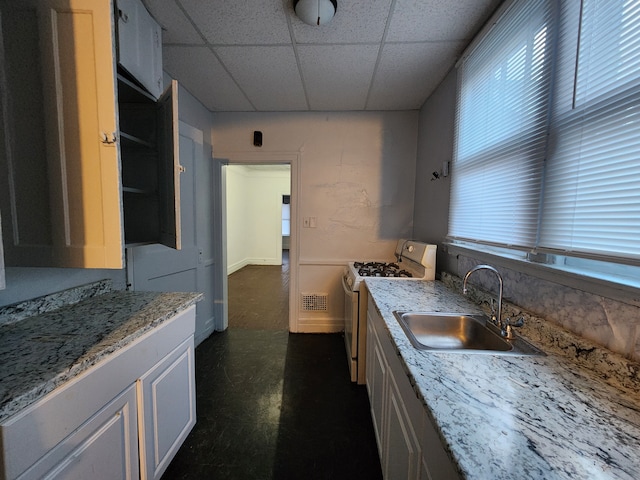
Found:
212,153 -> 299,333
226,164 -> 290,330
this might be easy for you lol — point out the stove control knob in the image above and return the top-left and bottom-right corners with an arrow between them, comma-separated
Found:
406,245 -> 414,253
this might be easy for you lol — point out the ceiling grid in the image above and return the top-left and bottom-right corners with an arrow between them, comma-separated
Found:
144,0 -> 502,112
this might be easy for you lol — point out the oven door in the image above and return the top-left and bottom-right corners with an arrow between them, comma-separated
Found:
342,274 -> 359,382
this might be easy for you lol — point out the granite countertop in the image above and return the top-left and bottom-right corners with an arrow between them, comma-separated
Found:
0,289 -> 202,423
365,277 -> 640,480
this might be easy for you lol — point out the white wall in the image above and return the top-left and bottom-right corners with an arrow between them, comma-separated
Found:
226,165 -> 290,274
413,68 -> 457,273
213,111 -> 419,332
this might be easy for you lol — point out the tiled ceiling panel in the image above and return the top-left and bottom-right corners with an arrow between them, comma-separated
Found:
368,42 -> 465,110
386,0 -> 501,42
179,0 -> 291,45
144,0 -> 503,112
298,44 -> 380,110
215,46 -> 308,111
163,46 -> 253,111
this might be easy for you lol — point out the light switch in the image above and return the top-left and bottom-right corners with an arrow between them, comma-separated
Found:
303,217 -> 310,228
309,217 -> 317,228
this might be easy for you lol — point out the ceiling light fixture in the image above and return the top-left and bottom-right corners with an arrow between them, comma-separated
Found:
294,0 -> 337,26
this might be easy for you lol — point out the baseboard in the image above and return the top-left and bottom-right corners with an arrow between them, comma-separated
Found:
227,257 -> 282,275
294,317 -> 344,333
194,322 -> 216,347
227,259 -> 250,275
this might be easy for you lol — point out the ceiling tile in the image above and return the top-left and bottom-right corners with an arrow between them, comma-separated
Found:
142,0 -> 203,44
180,0 -> 291,45
163,46 -> 254,111
298,44 -> 380,110
215,46 -> 308,111
367,42 -> 465,110
291,0 -> 392,44
386,0 -> 501,42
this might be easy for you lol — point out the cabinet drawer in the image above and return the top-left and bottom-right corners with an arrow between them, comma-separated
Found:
16,384 -> 139,480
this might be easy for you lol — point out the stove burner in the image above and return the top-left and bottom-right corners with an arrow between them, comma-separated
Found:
354,261 -> 412,278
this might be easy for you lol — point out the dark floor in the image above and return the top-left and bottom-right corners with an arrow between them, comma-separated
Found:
227,252 -> 290,330
161,252 -> 382,480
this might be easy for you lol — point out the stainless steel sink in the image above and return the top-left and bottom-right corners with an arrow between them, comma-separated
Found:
393,311 -> 544,356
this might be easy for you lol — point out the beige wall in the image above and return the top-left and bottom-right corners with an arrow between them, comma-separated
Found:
213,111 -> 419,332
226,165 -> 290,274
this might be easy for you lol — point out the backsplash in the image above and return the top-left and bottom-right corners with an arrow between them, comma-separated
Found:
448,255 -> 640,362
0,280 -> 113,326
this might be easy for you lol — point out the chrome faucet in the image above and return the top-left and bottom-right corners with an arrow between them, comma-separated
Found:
463,264 -> 504,331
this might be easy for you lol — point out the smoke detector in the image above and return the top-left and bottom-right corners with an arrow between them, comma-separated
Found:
294,0 -> 337,26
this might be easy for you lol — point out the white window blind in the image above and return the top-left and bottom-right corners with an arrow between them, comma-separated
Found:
539,0 -> 640,262
450,0 -> 640,272
448,0 -> 554,248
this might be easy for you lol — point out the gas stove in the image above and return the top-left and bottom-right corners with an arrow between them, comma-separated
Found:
353,261 -> 413,278
342,240 -> 437,384
343,240 -> 437,292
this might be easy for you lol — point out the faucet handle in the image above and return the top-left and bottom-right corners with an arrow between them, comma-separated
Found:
503,316 -> 524,339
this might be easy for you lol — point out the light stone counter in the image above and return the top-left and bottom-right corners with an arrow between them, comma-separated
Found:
0,284 -> 202,423
364,277 -> 640,480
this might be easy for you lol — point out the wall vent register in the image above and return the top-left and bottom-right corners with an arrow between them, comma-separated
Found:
301,293 -> 328,311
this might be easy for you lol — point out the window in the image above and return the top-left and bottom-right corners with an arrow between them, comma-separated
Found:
282,195 -> 290,236
449,0 -> 554,248
449,0 -> 640,286
539,0 -> 640,262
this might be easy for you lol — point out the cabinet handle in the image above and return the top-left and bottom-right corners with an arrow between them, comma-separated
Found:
100,132 -> 117,145
118,9 -> 129,23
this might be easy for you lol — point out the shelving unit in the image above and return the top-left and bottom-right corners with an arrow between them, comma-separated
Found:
117,72 -> 180,248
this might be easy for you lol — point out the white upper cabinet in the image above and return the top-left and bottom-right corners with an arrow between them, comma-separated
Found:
116,0 -> 163,99
38,0 -> 125,269
0,0 -> 181,269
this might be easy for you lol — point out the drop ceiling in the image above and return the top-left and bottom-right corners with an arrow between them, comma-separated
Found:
142,0 -> 502,112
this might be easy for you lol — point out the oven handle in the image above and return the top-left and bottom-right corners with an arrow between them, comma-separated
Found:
342,274 -> 355,298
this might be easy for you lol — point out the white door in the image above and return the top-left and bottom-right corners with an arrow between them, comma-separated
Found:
127,121 -> 216,344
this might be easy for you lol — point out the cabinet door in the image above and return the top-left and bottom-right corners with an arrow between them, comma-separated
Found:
386,373 -> 421,480
138,336 -> 196,480
116,0 -> 163,98
37,0 -> 124,268
157,80 -> 182,250
19,384 -> 139,480
367,309 -> 387,459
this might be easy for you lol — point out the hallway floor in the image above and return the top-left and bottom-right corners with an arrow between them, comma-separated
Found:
161,253 -> 382,479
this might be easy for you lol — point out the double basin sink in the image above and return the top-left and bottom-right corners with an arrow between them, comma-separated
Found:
393,311 -> 544,356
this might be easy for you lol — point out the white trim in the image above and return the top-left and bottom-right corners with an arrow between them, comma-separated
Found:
213,151 -> 300,332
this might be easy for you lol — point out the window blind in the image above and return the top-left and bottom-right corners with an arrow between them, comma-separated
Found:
448,0 -> 554,248
539,0 -> 640,261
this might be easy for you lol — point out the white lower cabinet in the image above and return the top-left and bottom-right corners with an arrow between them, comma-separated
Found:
138,338 -> 195,480
0,306 -> 196,480
18,385 -> 139,480
366,293 -> 458,480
